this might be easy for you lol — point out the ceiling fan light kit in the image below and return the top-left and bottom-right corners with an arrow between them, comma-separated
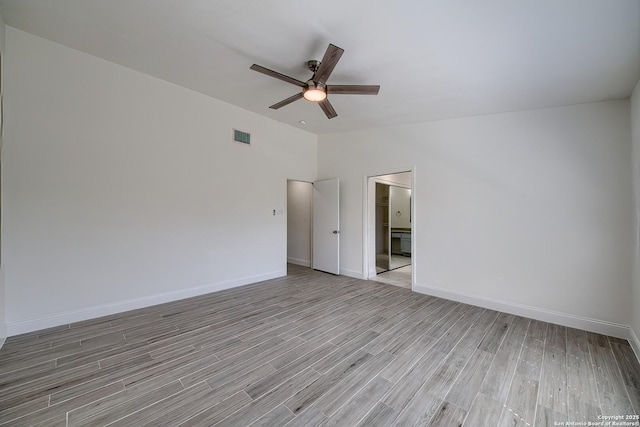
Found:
250,43 -> 380,119
303,81 -> 327,102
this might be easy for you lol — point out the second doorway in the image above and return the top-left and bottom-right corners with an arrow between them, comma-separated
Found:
371,172 -> 412,289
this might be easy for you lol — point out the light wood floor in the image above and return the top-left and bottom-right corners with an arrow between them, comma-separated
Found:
1,264 -> 639,426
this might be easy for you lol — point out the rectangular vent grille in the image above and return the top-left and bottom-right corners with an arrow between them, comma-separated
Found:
233,129 -> 251,145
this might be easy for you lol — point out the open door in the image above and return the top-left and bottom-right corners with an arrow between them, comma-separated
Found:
313,179 -> 340,274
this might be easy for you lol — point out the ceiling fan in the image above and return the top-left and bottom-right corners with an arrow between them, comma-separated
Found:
250,43 -> 380,119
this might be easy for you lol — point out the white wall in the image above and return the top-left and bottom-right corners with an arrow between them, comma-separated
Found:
287,180 -> 313,267
390,186 -> 411,229
3,28 -> 317,334
0,13 -> 6,345
319,100 -> 633,334
632,79 -> 640,350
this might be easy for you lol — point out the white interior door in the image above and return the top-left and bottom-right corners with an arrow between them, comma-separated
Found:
313,178 -> 340,274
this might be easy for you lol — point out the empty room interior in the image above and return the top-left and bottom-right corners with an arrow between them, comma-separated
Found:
1,1 -> 640,426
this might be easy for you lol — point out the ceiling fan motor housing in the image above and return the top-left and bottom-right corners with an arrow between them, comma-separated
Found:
306,60 -> 321,73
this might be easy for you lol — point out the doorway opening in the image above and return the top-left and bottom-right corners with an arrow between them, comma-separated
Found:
286,178 -> 340,276
286,180 -> 313,271
366,171 -> 413,289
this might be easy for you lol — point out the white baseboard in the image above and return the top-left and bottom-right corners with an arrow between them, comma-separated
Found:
414,282 -> 631,340
6,270 -> 285,336
287,257 -> 311,267
340,268 -> 366,279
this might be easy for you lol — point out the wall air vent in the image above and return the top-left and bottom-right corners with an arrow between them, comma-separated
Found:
233,129 -> 251,145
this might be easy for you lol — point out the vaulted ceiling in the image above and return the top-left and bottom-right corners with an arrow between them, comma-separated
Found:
1,0 -> 639,134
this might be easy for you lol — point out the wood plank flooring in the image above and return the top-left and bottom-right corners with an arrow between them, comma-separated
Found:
1,264 -> 639,426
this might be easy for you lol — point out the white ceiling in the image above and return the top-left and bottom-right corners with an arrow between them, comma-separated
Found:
1,0 -> 639,135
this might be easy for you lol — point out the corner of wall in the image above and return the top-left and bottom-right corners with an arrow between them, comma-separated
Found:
631,77 -> 640,363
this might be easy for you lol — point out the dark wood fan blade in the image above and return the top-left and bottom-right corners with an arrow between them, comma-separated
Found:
327,85 -> 380,95
318,99 -> 337,119
250,64 -> 306,87
313,44 -> 344,85
269,92 -> 304,109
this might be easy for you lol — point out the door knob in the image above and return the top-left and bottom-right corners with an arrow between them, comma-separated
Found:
333,230 -> 340,234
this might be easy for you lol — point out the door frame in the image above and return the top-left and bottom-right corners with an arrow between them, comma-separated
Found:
363,166 -> 416,288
